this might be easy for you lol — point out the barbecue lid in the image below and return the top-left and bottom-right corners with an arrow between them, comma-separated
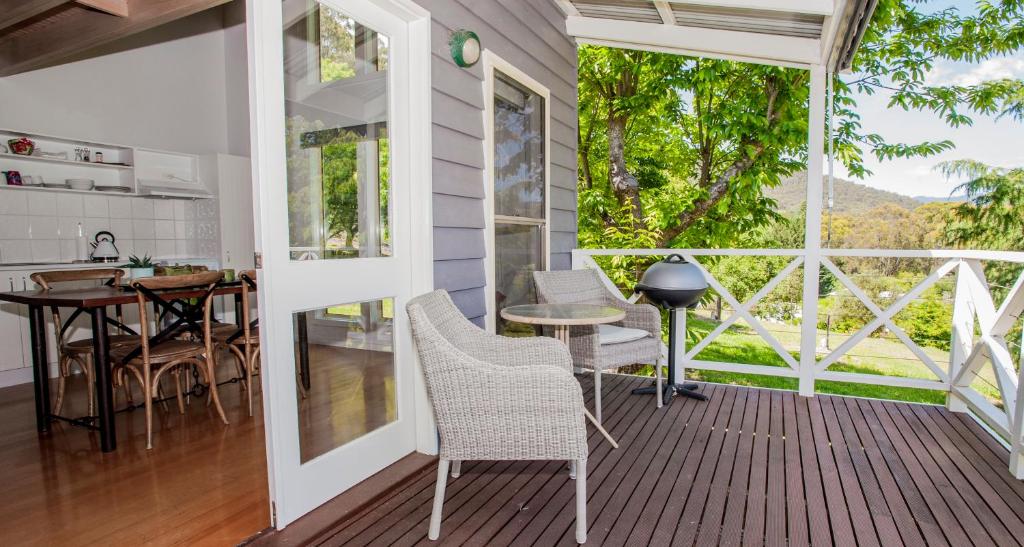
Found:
636,254 -> 709,291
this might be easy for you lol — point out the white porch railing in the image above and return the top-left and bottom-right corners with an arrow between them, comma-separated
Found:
572,248 -> 1024,478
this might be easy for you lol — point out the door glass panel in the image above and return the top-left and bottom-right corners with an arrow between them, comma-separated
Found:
495,223 -> 543,335
283,2 -> 391,261
294,299 -> 396,463
493,71 -> 545,219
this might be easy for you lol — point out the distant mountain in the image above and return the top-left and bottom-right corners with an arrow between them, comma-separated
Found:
913,194 -> 967,204
765,172 -> 961,214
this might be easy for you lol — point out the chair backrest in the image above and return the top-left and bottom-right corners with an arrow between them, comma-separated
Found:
131,271 -> 224,361
30,268 -> 126,347
533,269 -> 609,305
406,290 -> 485,357
31,268 -> 123,290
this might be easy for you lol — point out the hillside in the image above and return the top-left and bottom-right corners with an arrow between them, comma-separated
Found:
766,172 -> 923,214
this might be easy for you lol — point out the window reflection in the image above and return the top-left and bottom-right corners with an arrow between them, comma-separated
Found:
283,2 -> 391,261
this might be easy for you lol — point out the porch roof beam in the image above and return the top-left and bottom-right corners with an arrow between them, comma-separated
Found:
666,0 -> 834,16
566,15 -> 821,67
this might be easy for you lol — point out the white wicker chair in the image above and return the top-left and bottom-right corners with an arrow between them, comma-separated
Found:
407,290 -> 590,544
533,269 -> 663,424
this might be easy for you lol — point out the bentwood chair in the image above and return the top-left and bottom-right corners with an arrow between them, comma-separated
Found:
406,290 -> 590,544
533,269 -> 663,424
214,270 -> 260,416
111,271 -> 228,449
30,269 -> 138,415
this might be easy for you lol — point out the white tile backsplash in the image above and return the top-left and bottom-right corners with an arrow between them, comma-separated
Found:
153,200 -> 175,220
132,219 -> 156,239
155,239 -> 176,258
56,194 -> 84,217
0,188 -> 218,265
154,219 -> 175,239
132,198 -> 154,219
27,192 -> 57,216
108,196 -> 133,218
109,218 -> 133,239
29,216 -> 60,239
82,195 -> 109,218
0,216 -> 29,239
0,240 -> 31,263
0,191 -> 27,215
30,240 -> 60,261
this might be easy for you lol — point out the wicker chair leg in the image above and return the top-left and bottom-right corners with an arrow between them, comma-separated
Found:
450,460 -> 461,478
144,366 -> 154,450
81,356 -> 96,417
569,460 -> 577,479
655,358 -> 663,409
593,370 -> 602,424
429,459 -> 449,540
576,458 -> 587,544
244,344 -> 253,417
203,357 -> 229,425
53,355 -> 69,414
173,369 -> 186,414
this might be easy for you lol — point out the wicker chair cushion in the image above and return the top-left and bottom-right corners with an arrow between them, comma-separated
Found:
598,324 -> 652,345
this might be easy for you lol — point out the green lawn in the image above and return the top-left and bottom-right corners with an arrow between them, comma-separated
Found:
627,312 -> 1003,406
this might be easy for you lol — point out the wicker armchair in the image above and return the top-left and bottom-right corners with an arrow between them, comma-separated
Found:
406,290 -> 590,544
533,269 -> 663,423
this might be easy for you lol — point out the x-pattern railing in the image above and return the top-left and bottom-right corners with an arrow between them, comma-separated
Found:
572,247 -> 1024,478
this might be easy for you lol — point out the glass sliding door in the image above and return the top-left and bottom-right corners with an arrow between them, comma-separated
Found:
487,62 -> 550,334
248,0 -> 430,528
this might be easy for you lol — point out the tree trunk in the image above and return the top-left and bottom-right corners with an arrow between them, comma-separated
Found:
608,114 -> 644,224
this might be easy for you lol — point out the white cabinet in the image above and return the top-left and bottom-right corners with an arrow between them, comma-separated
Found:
207,154 -> 255,271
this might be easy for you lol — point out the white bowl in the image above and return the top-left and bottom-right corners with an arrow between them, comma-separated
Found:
66,178 -> 95,190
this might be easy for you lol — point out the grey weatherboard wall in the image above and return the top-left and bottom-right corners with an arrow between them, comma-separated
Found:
417,0 -> 579,326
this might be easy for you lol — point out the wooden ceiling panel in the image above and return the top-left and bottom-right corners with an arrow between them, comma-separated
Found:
0,0 -> 232,76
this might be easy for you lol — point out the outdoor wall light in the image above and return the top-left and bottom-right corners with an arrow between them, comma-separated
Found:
449,29 -> 480,68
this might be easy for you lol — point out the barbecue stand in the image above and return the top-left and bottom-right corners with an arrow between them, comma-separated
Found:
631,254 -> 710,405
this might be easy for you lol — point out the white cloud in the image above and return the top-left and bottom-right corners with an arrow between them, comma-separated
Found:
928,56 -> 1024,86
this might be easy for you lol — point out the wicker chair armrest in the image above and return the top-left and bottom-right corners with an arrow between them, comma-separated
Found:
604,296 -> 661,336
431,364 -> 588,461
457,331 -> 574,374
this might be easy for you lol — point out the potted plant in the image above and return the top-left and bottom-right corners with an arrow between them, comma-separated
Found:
121,254 -> 155,280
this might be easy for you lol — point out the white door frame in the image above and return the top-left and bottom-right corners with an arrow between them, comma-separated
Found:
481,50 -> 552,333
246,0 -> 434,528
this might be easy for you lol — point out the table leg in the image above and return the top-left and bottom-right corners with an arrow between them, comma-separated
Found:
234,293 -> 244,327
28,305 -> 51,434
297,311 -> 310,391
91,307 -> 117,452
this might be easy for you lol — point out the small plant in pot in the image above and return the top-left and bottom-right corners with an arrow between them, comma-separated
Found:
122,254 -> 155,280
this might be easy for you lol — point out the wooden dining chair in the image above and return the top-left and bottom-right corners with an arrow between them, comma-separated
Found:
30,269 -> 138,415
111,271 -> 228,449
214,270 -> 260,416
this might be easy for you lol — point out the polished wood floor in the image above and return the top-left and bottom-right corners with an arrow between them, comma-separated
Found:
0,351 -> 270,546
316,374 -> 1024,546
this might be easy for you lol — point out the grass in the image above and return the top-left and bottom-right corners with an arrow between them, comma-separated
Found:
626,311 -> 1004,406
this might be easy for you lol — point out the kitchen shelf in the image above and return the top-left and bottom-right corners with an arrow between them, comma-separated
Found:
0,152 -> 133,170
0,184 -> 137,197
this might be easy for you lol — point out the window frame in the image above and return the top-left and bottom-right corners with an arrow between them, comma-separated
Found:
482,51 -> 552,333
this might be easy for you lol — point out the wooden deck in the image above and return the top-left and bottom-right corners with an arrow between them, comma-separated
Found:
313,374 -> 1024,546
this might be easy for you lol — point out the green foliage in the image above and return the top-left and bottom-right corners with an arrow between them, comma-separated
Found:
123,254 -> 154,268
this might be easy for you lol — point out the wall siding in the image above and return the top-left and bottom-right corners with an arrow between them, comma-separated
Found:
417,0 -> 578,323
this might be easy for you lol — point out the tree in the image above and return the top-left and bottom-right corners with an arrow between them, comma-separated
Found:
577,0 -> 1024,254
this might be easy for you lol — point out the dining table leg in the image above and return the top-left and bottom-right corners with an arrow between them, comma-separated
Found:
234,292 -> 244,327
91,306 -> 117,452
297,312 -> 311,391
28,304 -> 51,434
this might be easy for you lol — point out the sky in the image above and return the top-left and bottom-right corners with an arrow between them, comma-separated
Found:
832,0 -> 1023,199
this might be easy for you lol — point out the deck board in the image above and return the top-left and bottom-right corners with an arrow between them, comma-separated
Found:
316,376 -> 1024,547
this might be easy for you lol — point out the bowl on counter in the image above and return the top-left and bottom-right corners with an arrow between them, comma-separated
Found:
66,178 -> 95,190
7,138 -> 34,156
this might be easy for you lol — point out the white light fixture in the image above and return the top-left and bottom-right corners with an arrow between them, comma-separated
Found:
449,29 -> 480,68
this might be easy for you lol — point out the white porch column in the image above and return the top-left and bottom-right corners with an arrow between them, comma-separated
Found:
798,64 -> 826,397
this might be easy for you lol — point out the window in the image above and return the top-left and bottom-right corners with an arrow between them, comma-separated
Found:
282,3 -> 391,261
489,67 -> 548,335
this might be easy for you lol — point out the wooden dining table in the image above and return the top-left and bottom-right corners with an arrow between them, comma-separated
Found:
0,282 -> 246,452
